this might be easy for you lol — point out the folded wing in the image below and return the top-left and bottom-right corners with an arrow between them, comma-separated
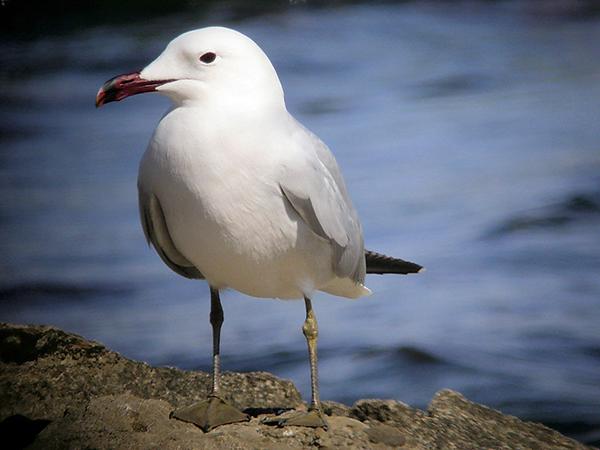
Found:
365,250 -> 423,274
279,123 -> 366,285
138,189 -> 204,279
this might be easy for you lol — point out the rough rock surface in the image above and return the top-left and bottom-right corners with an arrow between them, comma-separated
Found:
0,323 -> 593,449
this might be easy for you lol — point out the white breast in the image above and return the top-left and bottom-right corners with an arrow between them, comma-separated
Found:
138,106 -> 334,299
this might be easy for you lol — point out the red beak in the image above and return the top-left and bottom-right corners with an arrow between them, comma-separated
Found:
95,72 -> 174,108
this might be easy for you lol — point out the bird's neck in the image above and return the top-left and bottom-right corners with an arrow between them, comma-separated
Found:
174,93 -> 286,120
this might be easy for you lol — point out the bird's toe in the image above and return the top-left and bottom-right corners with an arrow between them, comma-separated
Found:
261,408 -> 329,430
170,395 -> 249,432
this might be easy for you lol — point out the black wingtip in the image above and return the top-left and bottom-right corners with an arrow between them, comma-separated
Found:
365,250 -> 423,275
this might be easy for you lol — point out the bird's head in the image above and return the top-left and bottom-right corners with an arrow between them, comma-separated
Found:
96,27 -> 284,110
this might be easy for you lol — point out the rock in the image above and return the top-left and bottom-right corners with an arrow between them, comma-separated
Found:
365,422 -> 406,447
0,322 -> 301,422
0,323 -> 593,449
321,400 -> 351,417
351,394 -> 593,450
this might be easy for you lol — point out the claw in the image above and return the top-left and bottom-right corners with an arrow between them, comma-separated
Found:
261,409 -> 329,430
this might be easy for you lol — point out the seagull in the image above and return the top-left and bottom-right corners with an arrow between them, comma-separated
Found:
96,26 -> 422,431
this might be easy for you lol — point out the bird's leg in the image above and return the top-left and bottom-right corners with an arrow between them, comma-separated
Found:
304,296 -> 321,411
209,286 -> 224,395
262,296 -> 328,429
170,287 -> 248,432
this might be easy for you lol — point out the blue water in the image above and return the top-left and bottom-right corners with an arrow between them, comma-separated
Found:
2,2 -> 600,444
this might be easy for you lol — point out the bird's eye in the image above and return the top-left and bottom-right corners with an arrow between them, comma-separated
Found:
199,52 -> 217,64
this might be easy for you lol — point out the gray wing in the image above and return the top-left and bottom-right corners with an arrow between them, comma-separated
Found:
280,121 -> 366,285
138,188 -> 204,280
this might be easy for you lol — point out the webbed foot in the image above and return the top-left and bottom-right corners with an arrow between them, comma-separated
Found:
170,395 -> 249,432
261,408 -> 329,430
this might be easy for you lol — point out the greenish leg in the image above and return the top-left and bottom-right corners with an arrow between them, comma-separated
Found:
304,296 -> 321,411
262,296 -> 328,429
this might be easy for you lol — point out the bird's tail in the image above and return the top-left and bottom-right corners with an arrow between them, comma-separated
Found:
365,250 -> 423,275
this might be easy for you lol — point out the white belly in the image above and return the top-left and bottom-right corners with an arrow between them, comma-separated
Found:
139,118 -> 334,298
163,178 -> 333,299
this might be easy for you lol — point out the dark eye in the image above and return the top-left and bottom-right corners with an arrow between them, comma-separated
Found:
199,52 -> 216,64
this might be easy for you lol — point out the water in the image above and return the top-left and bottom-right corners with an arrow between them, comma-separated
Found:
2,2 -> 600,445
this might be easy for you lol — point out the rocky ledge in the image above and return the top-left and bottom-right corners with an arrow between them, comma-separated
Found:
0,323 -> 593,449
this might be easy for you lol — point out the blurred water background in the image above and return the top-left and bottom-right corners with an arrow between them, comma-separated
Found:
1,0 -> 600,445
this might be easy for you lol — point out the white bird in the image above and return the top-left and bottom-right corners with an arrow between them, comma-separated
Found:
96,26 -> 422,431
